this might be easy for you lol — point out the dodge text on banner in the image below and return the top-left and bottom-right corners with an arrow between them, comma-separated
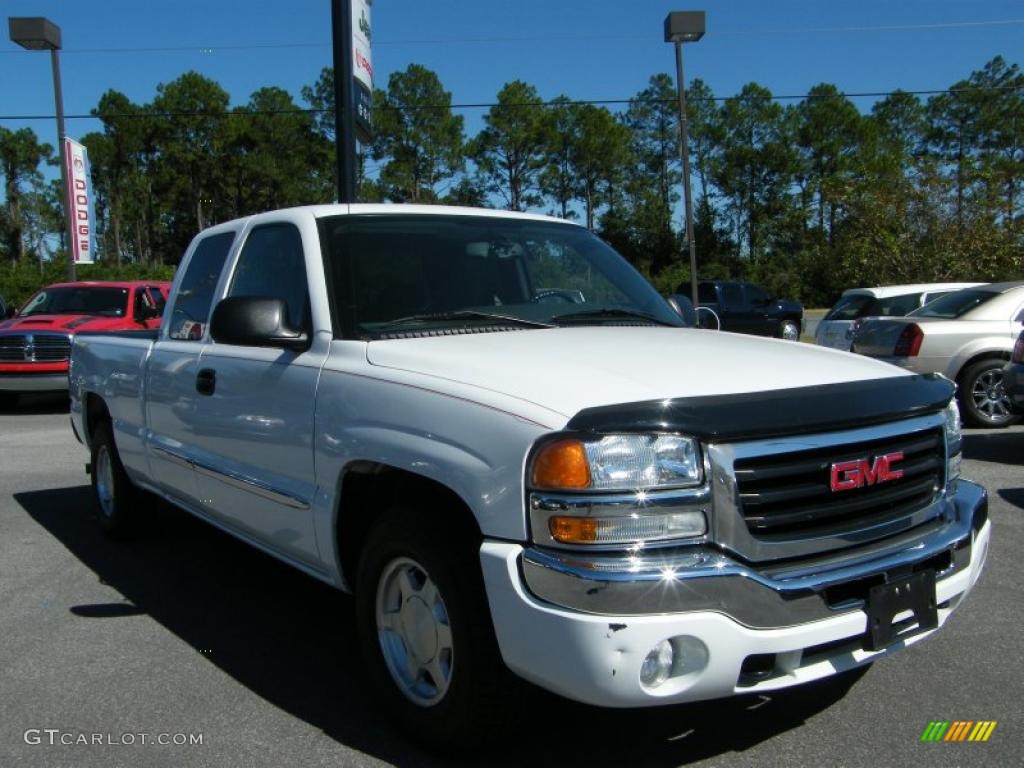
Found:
64,137 -> 95,264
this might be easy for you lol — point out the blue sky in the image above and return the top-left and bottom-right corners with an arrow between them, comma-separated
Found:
2,0 -> 1021,152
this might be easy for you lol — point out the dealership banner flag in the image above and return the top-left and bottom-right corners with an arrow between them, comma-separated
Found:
64,137 -> 95,264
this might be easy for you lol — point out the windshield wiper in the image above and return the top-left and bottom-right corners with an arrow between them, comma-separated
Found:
374,310 -> 555,333
550,307 -> 676,326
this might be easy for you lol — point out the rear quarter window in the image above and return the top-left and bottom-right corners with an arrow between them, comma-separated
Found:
866,293 -> 922,317
824,294 -> 872,321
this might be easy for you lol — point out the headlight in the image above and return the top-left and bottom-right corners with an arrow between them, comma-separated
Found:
531,434 -> 702,491
528,433 -> 708,548
944,399 -> 962,483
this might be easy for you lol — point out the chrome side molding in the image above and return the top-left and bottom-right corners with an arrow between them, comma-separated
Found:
150,445 -> 310,510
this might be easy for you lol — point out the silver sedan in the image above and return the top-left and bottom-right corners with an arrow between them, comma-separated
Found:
852,282 -> 1024,427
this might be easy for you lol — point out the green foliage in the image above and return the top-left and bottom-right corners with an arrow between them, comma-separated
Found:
372,64 -> 465,203
224,86 -> 333,213
470,80 -> 549,210
0,258 -> 175,308
0,127 -> 54,263
610,74 -> 682,273
0,56 -> 1021,309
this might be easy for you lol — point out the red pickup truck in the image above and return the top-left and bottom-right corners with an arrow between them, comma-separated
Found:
0,281 -> 170,406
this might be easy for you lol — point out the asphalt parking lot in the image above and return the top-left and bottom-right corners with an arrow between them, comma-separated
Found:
1,393 -> 1022,768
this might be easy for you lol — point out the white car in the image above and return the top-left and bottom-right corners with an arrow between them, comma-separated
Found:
853,282 -> 1024,427
816,283 -> 983,351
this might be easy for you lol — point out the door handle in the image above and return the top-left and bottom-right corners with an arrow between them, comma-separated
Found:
196,368 -> 216,396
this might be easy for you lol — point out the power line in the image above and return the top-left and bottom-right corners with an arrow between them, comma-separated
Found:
1,18 -> 1022,54
1,85 -> 1021,122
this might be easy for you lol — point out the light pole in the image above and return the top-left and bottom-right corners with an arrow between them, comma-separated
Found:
9,16 -> 76,281
664,11 -> 704,308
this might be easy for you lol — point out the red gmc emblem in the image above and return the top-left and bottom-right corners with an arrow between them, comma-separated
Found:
830,452 -> 905,492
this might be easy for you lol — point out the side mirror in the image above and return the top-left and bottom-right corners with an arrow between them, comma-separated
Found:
666,294 -> 698,326
3,306 -> 15,319
210,296 -> 309,351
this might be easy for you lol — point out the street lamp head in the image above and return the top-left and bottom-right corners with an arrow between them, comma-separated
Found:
664,11 -> 705,43
8,16 -> 62,51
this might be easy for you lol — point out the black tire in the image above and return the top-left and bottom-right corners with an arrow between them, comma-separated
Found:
957,359 -> 1020,428
0,392 -> 19,409
355,506 -> 511,751
777,319 -> 800,341
90,420 -> 141,537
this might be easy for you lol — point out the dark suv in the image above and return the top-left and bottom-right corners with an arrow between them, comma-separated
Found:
686,281 -> 803,340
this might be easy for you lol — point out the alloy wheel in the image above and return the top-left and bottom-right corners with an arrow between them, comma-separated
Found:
375,557 -> 454,706
971,368 -> 1013,424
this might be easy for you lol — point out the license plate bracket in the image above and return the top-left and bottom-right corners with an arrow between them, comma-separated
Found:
866,570 -> 938,651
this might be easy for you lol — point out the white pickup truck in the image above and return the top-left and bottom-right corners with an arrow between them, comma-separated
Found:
69,205 -> 989,747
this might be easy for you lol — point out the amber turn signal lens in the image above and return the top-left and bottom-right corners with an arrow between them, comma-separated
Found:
531,439 -> 591,489
549,516 -> 599,544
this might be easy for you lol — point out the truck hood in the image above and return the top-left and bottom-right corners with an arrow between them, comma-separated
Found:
365,326 -> 907,418
0,313 -> 130,333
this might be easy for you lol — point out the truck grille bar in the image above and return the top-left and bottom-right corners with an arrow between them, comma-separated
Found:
734,428 -> 944,540
0,333 -> 73,362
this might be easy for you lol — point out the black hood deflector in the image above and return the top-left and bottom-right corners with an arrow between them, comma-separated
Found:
565,373 -> 955,442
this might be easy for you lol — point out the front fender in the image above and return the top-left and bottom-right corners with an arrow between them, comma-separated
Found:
312,367 -> 551,579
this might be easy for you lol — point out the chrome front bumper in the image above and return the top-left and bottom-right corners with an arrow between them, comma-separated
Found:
521,480 -> 987,629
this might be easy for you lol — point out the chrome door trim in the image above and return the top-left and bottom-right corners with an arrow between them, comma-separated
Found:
192,460 -> 311,511
151,445 -> 194,470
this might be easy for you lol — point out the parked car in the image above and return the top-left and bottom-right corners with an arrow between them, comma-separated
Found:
687,280 -> 803,340
0,280 -> 170,407
852,282 -> 1024,427
1005,330 -> 1024,415
816,283 -> 983,351
70,204 -> 987,748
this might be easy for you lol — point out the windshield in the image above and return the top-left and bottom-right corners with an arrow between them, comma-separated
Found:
19,286 -> 130,317
319,214 -> 684,338
909,289 -> 997,319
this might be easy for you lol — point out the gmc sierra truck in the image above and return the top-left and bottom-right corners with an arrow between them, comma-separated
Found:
69,205 -> 989,747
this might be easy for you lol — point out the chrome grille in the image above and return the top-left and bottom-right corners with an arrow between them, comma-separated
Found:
0,335 -> 24,361
0,333 -> 72,362
31,334 -> 72,361
734,427 -> 944,541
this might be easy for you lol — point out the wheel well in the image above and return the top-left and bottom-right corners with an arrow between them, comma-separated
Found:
335,462 -> 482,590
955,352 -> 1011,385
84,393 -> 111,446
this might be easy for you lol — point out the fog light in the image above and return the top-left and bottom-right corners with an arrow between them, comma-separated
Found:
640,640 -> 674,689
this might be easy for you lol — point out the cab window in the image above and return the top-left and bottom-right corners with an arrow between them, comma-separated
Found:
167,232 -> 235,340
227,224 -> 310,333
720,283 -> 744,308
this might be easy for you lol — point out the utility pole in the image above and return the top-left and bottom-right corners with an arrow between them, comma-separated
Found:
331,0 -> 357,203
